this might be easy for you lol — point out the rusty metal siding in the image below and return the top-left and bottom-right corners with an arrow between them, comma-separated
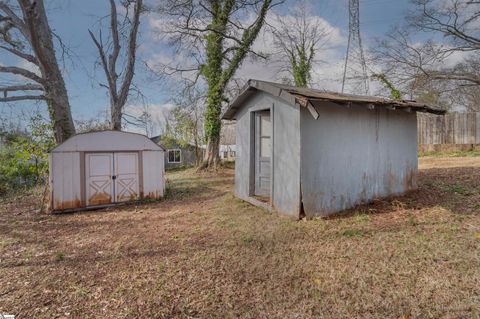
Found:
142,150 -> 165,199
50,152 -> 82,210
234,91 -> 300,217
300,101 -> 418,217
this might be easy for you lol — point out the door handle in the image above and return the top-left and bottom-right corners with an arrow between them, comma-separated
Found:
112,175 -> 116,180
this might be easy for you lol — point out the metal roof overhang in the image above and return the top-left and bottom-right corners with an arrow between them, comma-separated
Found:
222,79 -> 447,120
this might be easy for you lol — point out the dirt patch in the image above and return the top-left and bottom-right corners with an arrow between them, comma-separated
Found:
420,156 -> 480,169
0,161 -> 479,318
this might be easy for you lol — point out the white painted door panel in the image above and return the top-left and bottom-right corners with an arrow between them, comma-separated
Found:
255,111 -> 271,197
86,153 -> 114,206
114,152 -> 139,202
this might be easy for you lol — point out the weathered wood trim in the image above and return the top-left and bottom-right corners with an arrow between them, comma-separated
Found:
307,101 -> 319,120
79,151 -> 86,206
270,103 -> 274,207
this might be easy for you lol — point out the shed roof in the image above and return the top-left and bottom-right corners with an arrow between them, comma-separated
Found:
50,130 -> 165,153
222,79 -> 446,120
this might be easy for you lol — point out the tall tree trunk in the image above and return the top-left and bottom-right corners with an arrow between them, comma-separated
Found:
21,0 -> 75,143
0,0 -> 76,143
89,0 -> 142,132
203,85 -> 223,168
45,78 -> 75,143
205,134 -> 220,168
111,101 -> 122,130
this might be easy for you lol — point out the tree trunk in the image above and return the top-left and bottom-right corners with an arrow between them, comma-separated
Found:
203,87 -> 222,168
204,135 -> 220,168
44,79 -> 75,143
111,103 -> 122,130
20,0 -> 76,143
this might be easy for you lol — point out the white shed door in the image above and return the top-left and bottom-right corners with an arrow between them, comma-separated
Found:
114,152 -> 139,202
255,111 -> 271,197
86,153 -> 114,206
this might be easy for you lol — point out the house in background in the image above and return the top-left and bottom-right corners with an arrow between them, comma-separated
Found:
151,135 -> 202,169
222,79 -> 445,219
219,144 -> 236,161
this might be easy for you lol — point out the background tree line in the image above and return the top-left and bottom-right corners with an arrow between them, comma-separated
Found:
0,0 -> 479,191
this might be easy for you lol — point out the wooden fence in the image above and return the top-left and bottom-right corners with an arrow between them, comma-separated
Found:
417,112 -> 480,152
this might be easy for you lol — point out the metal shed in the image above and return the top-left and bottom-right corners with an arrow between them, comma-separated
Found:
222,79 -> 446,218
48,130 -> 165,212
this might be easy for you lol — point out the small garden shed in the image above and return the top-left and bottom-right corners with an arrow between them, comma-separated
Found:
48,130 -> 165,212
222,79 -> 446,218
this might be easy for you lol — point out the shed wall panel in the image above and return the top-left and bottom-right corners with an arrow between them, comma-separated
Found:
271,98 -> 301,216
142,151 -> 165,199
300,102 -> 418,217
51,152 -> 82,210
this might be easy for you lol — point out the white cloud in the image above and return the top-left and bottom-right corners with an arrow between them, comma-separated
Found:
143,4 -> 378,95
233,11 -> 348,92
124,102 -> 174,137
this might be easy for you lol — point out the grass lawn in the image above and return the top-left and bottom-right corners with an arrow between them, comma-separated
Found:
0,157 -> 479,318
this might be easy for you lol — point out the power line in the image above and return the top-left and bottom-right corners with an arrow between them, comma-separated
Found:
342,0 -> 369,95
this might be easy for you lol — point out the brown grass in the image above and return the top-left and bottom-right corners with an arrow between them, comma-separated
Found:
0,157 -> 479,318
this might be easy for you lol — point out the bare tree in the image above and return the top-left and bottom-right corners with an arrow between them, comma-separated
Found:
156,0 -> 280,169
375,0 -> 480,104
0,0 -> 75,143
89,0 -> 143,131
408,0 -> 480,85
270,0 -> 330,87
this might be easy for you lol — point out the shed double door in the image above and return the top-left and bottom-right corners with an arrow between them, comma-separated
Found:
254,111 -> 271,197
86,152 -> 139,206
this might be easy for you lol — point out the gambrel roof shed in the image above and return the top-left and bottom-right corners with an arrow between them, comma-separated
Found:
223,79 -> 445,218
49,131 -> 165,212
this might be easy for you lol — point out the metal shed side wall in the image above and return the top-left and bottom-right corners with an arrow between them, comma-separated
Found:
142,150 -> 165,199
50,152 -> 82,210
234,91 -> 301,217
300,101 -> 418,217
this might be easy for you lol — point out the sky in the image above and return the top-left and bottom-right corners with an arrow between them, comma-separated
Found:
0,0 -> 412,135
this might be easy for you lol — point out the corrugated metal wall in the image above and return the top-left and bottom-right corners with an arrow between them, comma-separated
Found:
300,102 -> 418,218
418,112 -> 480,145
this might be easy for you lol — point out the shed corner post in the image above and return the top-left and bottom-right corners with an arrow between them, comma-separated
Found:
79,151 -> 86,207
48,153 -> 54,212
270,102 -> 275,209
138,150 -> 144,199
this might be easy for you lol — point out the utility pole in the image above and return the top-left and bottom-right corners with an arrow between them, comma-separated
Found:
342,0 -> 369,95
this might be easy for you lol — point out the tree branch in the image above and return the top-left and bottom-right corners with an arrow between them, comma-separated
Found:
0,44 -> 38,64
0,1 -> 29,39
108,0 -> 120,85
0,94 -> 45,102
0,83 -> 43,95
117,0 -> 142,107
89,29 -> 116,100
220,0 -> 272,90
0,65 -> 43,83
